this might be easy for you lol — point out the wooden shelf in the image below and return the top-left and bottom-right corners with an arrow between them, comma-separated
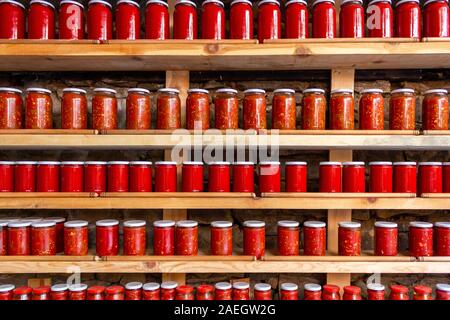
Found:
1,40 -> 450,71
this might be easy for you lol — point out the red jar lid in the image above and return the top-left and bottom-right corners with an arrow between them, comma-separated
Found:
197,284 -> 214,294
106,286 -> 124,295
33,286 -> 51,295
51,284 -> 68,292
161,281 -> 178,290
303,88 -> 325,94
409,221 -> 433,228
233,282 -> 249,290
143,282 -> 160,291
303,221 -> 326,228
63,88 -> 87,94
176,285 -> 194,294
211,221 -> 233,228
323,284 -> 340,293
0,1 -> 25,9
414,285 -> 432,295
254,283 -> 271,292
0,284 -> 15,292
367,283 -> 385,291
435,222 -> 450,229
215,282 -> 232,290
343,285 -> 361,295
375,221 -> 398,228
87,286 -> 106,294
153,220 -> 175,228
304,283 -> 321,292
390,284 -> 408,294
64,220 -> 88,228
277,220 -> 299,228
14,286 -> 32,295
125,282 -> 143,290
436,284 -> 450,292
123,220 -> 146,228
281,283 -> 298,291
361,88 -> 383,94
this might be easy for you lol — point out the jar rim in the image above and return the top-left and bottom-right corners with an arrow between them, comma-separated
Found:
303,221 -> 326,228
423,89 -> 448,95
117,0 -> 140,7
63,88 -> 87,94
303,88 -> 325,94
396,0 -> 419,7
32,221 -> 56,228
161,281 -> 178,289
155,161 -> 177,165
93,87 -> 117,94
96,219 -> 119,227
361,88 -> 383,94
146,0 -> 169,7
418,161 -> 442,166
434,222 -> 450,228
369,161 -> 392,166
273,88 -> 296,94
409,221 -> 433,228
64,220 -> 89,228
243,88 -> 266,95
375,221 -> 398,228
129,161 -> 152,165
175,0 -> 197,8
158,88 -> 180,94
0,87 -> 22,94
211,221 -> 233,228
0,1 -> 25,9
331,89 -> 353,95
188,88 -> 209,94
304,283 -> 321,292
259,161 -> 281,165
391,88 -> 415,94
215,282 -> 232,290
285,161 -> 307,166
233,281 -> 250,290
209,161 -> 231,165
0,161 -> 15,165
107,161 -> 130,165
258,0 -> 280,7
85,161 -> 108,165
341,0 -> 363,4
26,87 -> 51,94
280,283 -> 298,291
61,161 -> 84,165
368,0 -> 392,5
436,283 -> 450,292
30,0 -> 55,9
153,220 -> 176,228
51,284 -> 69,292
127,88 -> 150,94
125,282 -> 143,290
243,220 -> 265,228
183,161 -> 204,166
233,161 -> 255,165
123,220 -> 146,227
339,221 -> 361,228
216,88 -> 238,94
367,283 -> 385,291
202,0 -> 225,7
176,220 -> 198,228
143,282 -> 160,291
8,221 -> 32,228
319,161 -> 342,166
69,283 -> 88,292
277,220 -> 299,228
254,283 -> 271,291
60,0 -> 85,8
343,161 -> 365,166
231,0 -> 253,6
37,161 -> 61,165
393,161 -> 417,166
0,284 -> 15,292
88,0 -> 112,8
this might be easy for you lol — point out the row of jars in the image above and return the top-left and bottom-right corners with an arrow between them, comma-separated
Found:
0,217 -> 448,257
1,87 -> 448,131
0,0 -> 448,41
1,160 -> 449,194
1,281 -> 449,300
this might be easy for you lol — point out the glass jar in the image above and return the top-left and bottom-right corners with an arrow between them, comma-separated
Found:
153,220 -> 175,255
61,88 -> 87,129
126,88 -> 151,130
367,0 -> 393,37
87,0 -> 112,40
182,161 -> 204,192
210,221 -> 233,255
96,219 -> 119,256
215,282 -> 232,300
105,286 -> 125,300
160,281 -> 178,300
8,221 -> 31,255
409,221 -> 433,256
175,220 -> 198,256
156,88 -> 181,130
123,220 -> 146,256
173,0 -> 197,40
92,88 -> 118,130
422,89 -> 449,130
36,161 -> 60,192
435,222 -> 450,256
393,162 -> 417,193
423,0 -> 449,37
0,87 -> 23,129
312,0 -> 336,38
116,0 -> 140,40
319,162 -> 342,192
0,284 -> 14,300
13,286 -> 32,300
175,285 -> 195,300
395,0 -> 421,38
61,161 -> 84,192
277,220 -> 299,256
259,161 -> 281,193
84,161 -> 107,193
413,285 -> 433,300
367,283 -> 385,300
0,220 -> 7,255
342,162 -> 366,192
243,89 -> 267,130
201,0 -> 225,39
253,283 -> 272,300
154,161 -> 178,192
68,284 -> 88,300
214,89 -> 239,130
145,0 -> 169,39
32,286 -> 50,300
303,221 -> 326,256
280,283 -> 298,300
369,162 -> 393,192
272,89 -> 296,130
243,220 -> 265,258
31,221 -> 56,256
0,0 -> 25,39
87,286 -> 105,300
389,88 -> 416,130
59,0 -> 84,40
196,284 -> 215,300
301,88 -> 326,130
25,88 -> 53,129
208,162 -> 231,192
322,284 -> 340,300
285,0 -> 308,39
14,161 -> 37,192
374,221 -> 398,256
418,162 -> 443,195
186,89 -> 210,130
285,162 -> 307,192
338,221 -> 361,256
232,282 -> 250,300
142,282 -> 160,300
129,161 -> 152,192
340,0 -> 364,38
232,162 -> 254,192
444,162 -> 450,192
343,286 -> 362,300
359,89 -> 384,130
28,0 -> 55,39
304,283 -> 322,300
64,220 -> 89,256
436,283 -> 450,300
257,0 -> 281,42
44,218 -> 64,253
0,161 -> 14,192
230,0 -> 253,40
330,89 -> 354,130
107,161 -> 129,192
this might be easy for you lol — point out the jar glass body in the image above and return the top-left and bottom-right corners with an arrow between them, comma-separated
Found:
126,91 -> 151,129
28,2 -> 55,40
0,89 -> 23,129
92,91 -> 117,130
96,224 -> 119,256
230,1 -> 253,39
319,164 -> 342,192
422,91 -> 449,130
175,226 -> 198,255
367,0 -> 393,37
156,91 -> 181,129
359,91 -> 384,130
59,2 -> 84,40
272,91 -> 297,129
116,2 -> 140,40
88,2 -> 112,40
0,2 -> 25,39
395,1 -> 422,38
330,91 -> 354,130
123,225 -> 146,256
173,2 -> 197,40
301,91 -> 326,130
258,2 -> 281,42
145,3 -> 169,39
25,91 -> 53,129
211,226 -> 233,255
369,164 -> 393,192
186,91 -> 210,130
243,226 -> 265,258
339,1 -> 365,38
201,2 -> 225,39
312,1 -> 336,38
61,91 -> 88,129
64,225 -> 88,255
285,2 -> 308,39
423,0 -> 449,37
214,92 -> 239,129
338,226 -> 361,256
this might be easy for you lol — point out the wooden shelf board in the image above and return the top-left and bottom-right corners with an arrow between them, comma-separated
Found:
263,38 -> 420,44
261,192 -> 416,198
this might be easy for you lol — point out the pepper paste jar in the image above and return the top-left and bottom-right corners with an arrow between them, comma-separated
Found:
60,161 -> 84,192
154,161 -> 177,192
129,161 -> 152,192
342,161 -> 365,193
156,88 -> 181,130
389,88 -> 416,130
14,161 -> 37,192
8,220 -> 31,255
374,221 -> 398,256
422,89 -> 448,131
444,162 -> 450,192
359,89 -> 384,130
28,0 -> 55,40
64,220 -> 89,256
173,0 -> 197,40
175,220 -> 198,256
413,285 -> 433,300
84,161 -> 107,193
105,286 -> 125,300
435,222 -> 450,256
92,88 -> 118,130
123,220 -> 147,256
418,162 -> 443,195
409,221 -> 433,256
232,161 -> 254,192
259,161 -> 281,193
31,220 -> 56,256
196,285 -> 215,300
303,221 -> 326,256
201,0 -> 225,40
339,0 -> 364,38
232,282 -> 250,300
50,284 -> 69,300
59,0 -> 84,40
182,161 -> 204,192
395,0 -> 421,38
142,282 -> 160,300
301,88 -> 326,130
272,88 -> 297,130
230,0 -> 253,40
210,221 -> 233,255
436,283 -> 450,300
243,220 -> 265,258
215,282 -> 232,300
329,89 -> 354,130
61,88 -> 88,129
367,283 -> 385,300
393,162 -> 417,193
68,284 -> 88,300
367,0 -> 393,38
175,286 -> 195,300
338,221 -> 361,256
0,87 -> 23,129
25,88 -> 53,129
322,284 -> 340,300
319,161 -> 342,192
161,281 -> 178,300
13,286 -> 32,300
284,161 -> 307,192
116,0 -> 141,40
214,88 -> 239,129
304,283 -> 322,300
152,220 -> 174,256
0,161 -> 14,192
145,0 -> 169,39
257,0 -> 281,42
369,161 -> 393,192
87,0 -> 112,40
253,283 -> 272,300
277,220 -> 299,256
280,283 -> 298,300
32,286 -> 50,300
312,0 -> 336,38
423,0 -> 450,38
186,89 -> 210,130
126,88 -> 151,130
96,219 -> 119,256
0,284 -> 15,300
36,161 -> 60,192
285,0 -> 308,39
0,0 -> 25,39
389,284 -> 409,300
208,161 -> 231,192
0,220 -> 8,255
243,89 -> 267,130
87,286 -> 105,300
343,286 -> 362,300
107,161 -> 130,192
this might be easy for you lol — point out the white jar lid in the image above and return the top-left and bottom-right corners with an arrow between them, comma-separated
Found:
15,161 -> 38,165
418,162 -> 442,166
51,284 -> 68,292
183,161 -> 204,166
361,88 -> 383,94
243,89 -> 266,95
304,283 -> 322,292
369,0 -> 391,4
209,161 -> 231,166
176,0 -> 197,8
215,282 -> 232,290
319,161 -> 342,166
375,221 -> 398,228
0,284 -> 15,292
313,0 -> 335,5
30,1 -> 55,9
233,282 -> 249,290
393,162 -> 417,166
60,1 -> 84,8
158,88 -> 180,94
89,1 -> 113,8
146,0 -> 169,7
26,87 -> 52,94
211,221 -> 233,228
258,0 -> 280,7
443,162 -> 450,166
254,283 -> 271,291
331,89 -> 353,95
37,161 -> 61,165
124,220 -> 146,228
45,217 -> 66,223
188,88 -> 209,94
436,283 -> 450,292
143,282 -> 160,291
233,161 -> 254,166
343,161 -> 365,166
303,88 -> 325,94
424,89 -> 448,95
31,221 -> 56,228
339,221 -> 361,228
0,221 -> 9,227
303,221 -> 326,228
285,161 -> 307,166
155,161 -> 177,166
64,220 -> 88,228
367,283 -> 385,291
409,221 -> 433,228
0,161 -> 15,165
280,283 -> 298,291
243,220 -> 265,228
63,88 -> 87,94
396,0 -> 419,7
216,88 -> 238,94
277,220 -> 299,228
8,221 -> 32,228
96,219 -> 119,227
435,222 -> 450,229
107,161 -> 130,165
69,284 -> 88,292
161,281 -> 178,290
202,0 -> 225,7
369,161 -> 392,166
153,220 -> 176,228
93,87 -> 116,94
61,161 -> 84,166
273,88 -> 295,94
125,282 -> 143,290
129,161 -> 152,166
0,87 -> 22,94
176,220 -> 198,228
259,161 -> 281,166
84,161 -> 107,165
127,88 -> 150,94
391,88 -> 415,94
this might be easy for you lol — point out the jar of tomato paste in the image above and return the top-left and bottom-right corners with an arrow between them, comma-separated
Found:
13,286 -> 31,300
107,161 -> 129,192
214,89 -> 239,130
0,1 -> 25,39
14,161 -> 36,192
343,286 -> 362,300
210,221 -> 233,256
418,162 -> 443,195
32,286 -> 50,300
96,219 -> 119,256
61,161 -> 84,192
209,161 -> 231,192
369,161 -> 393,192
196,284 -> 215,300
322,284 -> 340,300
36,161 -> 60,192
435,222 -> 450,256
68,284 -> 87,300
28,0 -> 55,39
87,0 -> 112,40
285,162 -> 307,192
253,283 -> 272,300
304,283 -> 322,300
201,0 -> 225,39
272,89 -> 297,130
84,161 -> 107,193
389,285 -> 409,300
126,88 -> 151,130
340,0 -> 364,38
232,282 -> 250,300
277,220 -> 299,256
285,0 -> 308,39
142,282 -> 160,300
413,285 -> 433,300
92,88 -> 117,130
0,161 -> 14,192
182,161 -> 204,192
330,89 -> 354,130
161,281 -> 178,300
342,161 -> 365,192
232,162 -> 254,192
422,89 -> 449,130
319,162 -> 342,192
0,87 -> 23,129
374,221 -> 398,256
0,220 -> 8,255
393,162 -> 417,193
157,88 -> 181,130
338,221 -> 361,256
367,0 -> 393,38
87,286 -> 105,300
312,0 -> 336,38
59,0 -> 84,40
367,283 -> 385,300
105,286 -> 125,300
444,162 -> 450,192
230,0 -> 253,40
61,88 -> 87,129
243,220 -> 265,258
280,283 -> 298,300
436,283 -> 450,300
257,0 -> 281,42
303,221 -> 326,256
175,285 -> 194,300
154,161 -> 177,192
409,221 -> 433,256
123,220 -> 146,256
186,89 -> 210,130
173,0 -> 197,40
25,88 -> 53,129
145,0 -> 169,39
8,221 -> 31,255
359,89 -> 384,130
0,284 -> 14,300
215,282 -> 232,300
43,217 -> 64,253
259,161 -> 281,193
175,220 -> 198,256
389,88 -> 416,130
116,0 -> 140,40
243,89 -> 267,130
423,0 -> 450,37
129,161 -> 152,192
64,220 -> 89,256
31,220 -> 56,255
301,88 -> 326,130
395,0 -> 421,38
